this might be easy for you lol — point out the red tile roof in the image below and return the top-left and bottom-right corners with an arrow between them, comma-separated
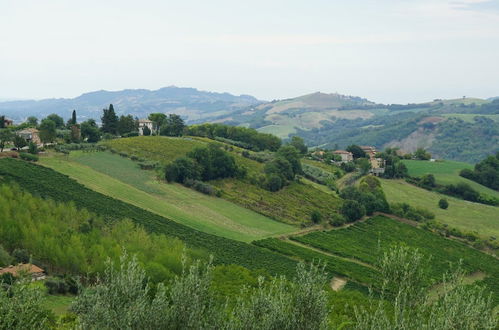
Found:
0,264 -> 44,277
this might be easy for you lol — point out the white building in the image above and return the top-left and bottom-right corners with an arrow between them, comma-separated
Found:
138,119 -> 154,136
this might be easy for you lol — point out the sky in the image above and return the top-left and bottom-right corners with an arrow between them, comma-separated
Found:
1,0 -> 498,104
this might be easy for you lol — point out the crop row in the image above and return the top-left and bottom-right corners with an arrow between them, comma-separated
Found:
0,158 -> 297,277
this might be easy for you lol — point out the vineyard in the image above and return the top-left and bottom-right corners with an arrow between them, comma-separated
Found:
293,216 -> 499,300
0,158 -> 297,276
254,238 -> 380,288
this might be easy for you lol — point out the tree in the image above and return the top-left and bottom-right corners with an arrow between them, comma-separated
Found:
438,198 -> 449,209
80,119 -> 100,142
71,110 -> 77,125
0,115 -> 4,129
420,174 -> 436,188
0,279 -> 53,329
13,135 -> 27,150
148,113 -> 167,135
161,114 -> 185,136
276,145 -> 302,176
142,125 -> 151,136
414,148 -> 431,160
101,104 -> 119,134
39,118 -> 57,144
357,158 -> 371,175
70,125 -> 81,143
46,114 -> 64,129
26,116 -> 38,127
28,142 -> 38,154
353,246 -> 496,329
117,115 -> 137,136
165,157 -> 202,183
289,136 -> 307,154
265,174 -> 283,192
0,129 -> 13,152
346,145 -> 366,159
340,200 -> 366,222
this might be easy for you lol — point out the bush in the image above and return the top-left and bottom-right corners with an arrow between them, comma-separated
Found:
329,214 -> 346,227
438,198 -> 449,209
165,157 -> 202,183
19,152 -> 39,162
12,248 -> 30,263
28,142 -> 38,155
311,210 -> 322,224
265,174 -> 283,192
391,203 -> 434,221
340,200 -> 366,222
184,179 -> 219,196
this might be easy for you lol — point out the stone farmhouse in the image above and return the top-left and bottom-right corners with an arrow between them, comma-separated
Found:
16,128 -> 41,145
332,150 -> 354,163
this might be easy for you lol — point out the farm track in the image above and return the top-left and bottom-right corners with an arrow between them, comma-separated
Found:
283,239 -> 377,270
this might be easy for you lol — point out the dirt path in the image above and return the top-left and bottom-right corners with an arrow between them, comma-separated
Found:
330,277 -> 347,291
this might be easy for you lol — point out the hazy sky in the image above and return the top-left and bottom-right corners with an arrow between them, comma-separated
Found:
1,0 -> 498,103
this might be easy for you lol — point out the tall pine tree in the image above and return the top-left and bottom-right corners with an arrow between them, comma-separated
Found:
101,104 -> 118,134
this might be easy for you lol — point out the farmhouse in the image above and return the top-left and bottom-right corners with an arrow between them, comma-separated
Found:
138,119 -> 153,135
17,128 -> 41,145
333,150 -> 353,163
2,118 -> 13,127
0,263 -> 46,281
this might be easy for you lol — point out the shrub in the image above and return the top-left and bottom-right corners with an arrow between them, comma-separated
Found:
391,203 -> 434,221
130,155 -> 139,161
311,210 -> 322,224
438,198 -> 449,209
165,157 -> 202,183
19,152 -> 38,162
329,214 -> 346,227
28,142 -> 38,155
265,174 -> 283,192
184,179 -> 219,196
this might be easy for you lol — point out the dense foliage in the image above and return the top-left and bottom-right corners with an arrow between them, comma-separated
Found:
460,152 -> 499,191
165,144 -> 241,183
339,176 -> 390,218
187,123 -> 281,151
0,184 -> 202,280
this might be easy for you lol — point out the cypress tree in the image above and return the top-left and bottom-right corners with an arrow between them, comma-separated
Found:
101,104 -> 118,134
71,110 -> 77,125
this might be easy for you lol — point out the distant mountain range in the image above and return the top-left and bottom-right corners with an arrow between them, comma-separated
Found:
1,87 -> 498,162
0,86 -> 262,123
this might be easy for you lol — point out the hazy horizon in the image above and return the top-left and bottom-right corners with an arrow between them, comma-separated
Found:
1,0 -> 498,104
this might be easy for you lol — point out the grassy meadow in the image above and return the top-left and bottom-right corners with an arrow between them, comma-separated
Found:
380,179 -> 499,239
402,159 -> 499,199
40,152 -> 295,242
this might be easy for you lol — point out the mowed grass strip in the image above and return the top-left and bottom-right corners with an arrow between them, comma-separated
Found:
380,179 -> 499,239
40,153 -> 295,242
402,159 -> 499,199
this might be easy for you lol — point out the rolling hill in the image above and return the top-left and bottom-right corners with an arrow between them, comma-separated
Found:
0,86 -> 261,123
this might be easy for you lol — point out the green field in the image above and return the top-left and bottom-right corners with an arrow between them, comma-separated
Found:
402,159 -> 499,199
381,179 -> 499,239
291,216 -> 499,301
103,136 -> 344,225
40,152 -> 294,242
43,294 -> 74,316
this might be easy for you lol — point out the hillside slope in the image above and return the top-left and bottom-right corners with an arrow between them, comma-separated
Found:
40,151 -> 295,242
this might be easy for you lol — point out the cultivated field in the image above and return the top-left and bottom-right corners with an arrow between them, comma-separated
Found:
40,152 -> 295,242
402,159 -> 499,199
380,179 -> 499,239
291,216 -> 499,301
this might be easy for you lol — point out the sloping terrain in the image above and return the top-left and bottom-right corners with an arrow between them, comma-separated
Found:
380,179 -> 499,239
40,151 -> 294,242
103,136 -> 344,225
0,158 -> 297,276
402,159 -> 499,199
